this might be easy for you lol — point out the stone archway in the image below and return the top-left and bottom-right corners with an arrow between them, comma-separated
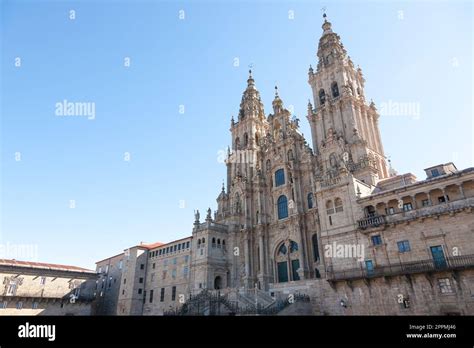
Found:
214,276 -> 222,290
275,240 -> 300,283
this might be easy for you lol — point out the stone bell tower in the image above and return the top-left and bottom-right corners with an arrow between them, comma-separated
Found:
307,14 -> 388,186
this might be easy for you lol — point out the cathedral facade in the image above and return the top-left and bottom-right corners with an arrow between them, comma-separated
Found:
94,17 -> 474,316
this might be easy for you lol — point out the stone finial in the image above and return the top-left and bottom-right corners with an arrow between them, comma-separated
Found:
194,209 -> 200,223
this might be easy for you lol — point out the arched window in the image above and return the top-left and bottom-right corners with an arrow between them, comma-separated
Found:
243,133 -> 248,146
277,195 -> 288,219
222,240 -> 225,246
290,241 -> 298,253
319,89 -> 326,105
326,200 -> 334,215
217,239 -> 220,245
197,239 -> 201,248
315,268 -> 321,278
307,193 -> 314,209
275,169 -> 285,187
278,244 -> 287,255
212,237 -> 216,246
312,234 -> 320,262
266,159 -> 271,172
202,237 -> 205,244
335,197 -> 344,212
235,137 -> 240,150
331,82 -> 340,98
287,149 -> 294,161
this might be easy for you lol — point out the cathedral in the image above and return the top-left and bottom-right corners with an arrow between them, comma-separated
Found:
94,15 -> 474,316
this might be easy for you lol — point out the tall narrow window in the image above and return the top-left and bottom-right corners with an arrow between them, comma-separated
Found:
277,195 -> 288,219
331,82 -> 339,98
307,193 -> 314,209
149,290 -> 154,303
275,169 -> 285,187
312,234 -> 320,262
160,288 -> 165,302
319,89 -> 326,105
172,286 -> 176,301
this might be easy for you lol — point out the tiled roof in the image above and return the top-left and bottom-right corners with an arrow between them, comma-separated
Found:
0,259 -> 94,273
139,241 -> 165,249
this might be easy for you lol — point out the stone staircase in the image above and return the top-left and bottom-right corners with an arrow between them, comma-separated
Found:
164,288 -> 311,316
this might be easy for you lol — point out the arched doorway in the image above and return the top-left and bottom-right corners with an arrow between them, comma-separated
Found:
275,240 -> 301,283
214,276 -> 222,290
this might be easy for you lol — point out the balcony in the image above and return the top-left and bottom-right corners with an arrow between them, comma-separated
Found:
357,215 -> 386,229
327,254 -> 474,282
357,197 -> 474,230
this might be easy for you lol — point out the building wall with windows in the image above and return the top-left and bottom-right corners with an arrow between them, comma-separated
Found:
93,15 -> 474,316
142,238 -> 192,315
94,253 -> 124,315
0,259 -> 96,316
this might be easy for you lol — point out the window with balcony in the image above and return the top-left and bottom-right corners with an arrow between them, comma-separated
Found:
403,202 -> 413,211
421,199 -> 430,207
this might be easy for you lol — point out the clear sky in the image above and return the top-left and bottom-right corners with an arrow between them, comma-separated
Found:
1,0 -> 472,269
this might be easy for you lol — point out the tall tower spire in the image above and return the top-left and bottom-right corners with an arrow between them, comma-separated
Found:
307,15 -> 388,186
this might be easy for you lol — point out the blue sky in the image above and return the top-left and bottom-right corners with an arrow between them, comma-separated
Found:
1,0 -> 472,269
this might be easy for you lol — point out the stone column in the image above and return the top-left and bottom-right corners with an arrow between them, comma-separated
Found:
458,184 -> 465,199
258,232 -> 265,276
244,233 -> 250,279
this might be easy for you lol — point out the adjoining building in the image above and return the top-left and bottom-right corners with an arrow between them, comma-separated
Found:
94,15 -> 474,316
0,259 -> 96,315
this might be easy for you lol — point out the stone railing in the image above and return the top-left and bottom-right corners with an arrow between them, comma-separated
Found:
327,254 -> 474,282
320,176 -> 342,188
386,197 -> 474,224
357,197 -> 474,230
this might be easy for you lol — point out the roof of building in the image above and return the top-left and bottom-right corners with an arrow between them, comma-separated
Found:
139,241 -> 165,249
0,259 -> 95,273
